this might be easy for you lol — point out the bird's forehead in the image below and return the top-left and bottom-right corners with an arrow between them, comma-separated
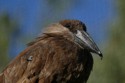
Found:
59,20 -> 86,31
60,20 -> 83,26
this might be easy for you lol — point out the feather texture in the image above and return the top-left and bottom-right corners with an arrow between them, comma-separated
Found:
0,33 -> 93,83
0,20 -> 101,83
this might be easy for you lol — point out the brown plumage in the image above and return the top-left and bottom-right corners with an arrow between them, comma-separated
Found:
0,19 -> 102,83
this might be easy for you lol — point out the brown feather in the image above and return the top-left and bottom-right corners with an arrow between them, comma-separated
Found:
0,20 -> 94,83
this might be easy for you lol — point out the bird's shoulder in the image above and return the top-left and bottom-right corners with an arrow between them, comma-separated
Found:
0,34 -> 80,83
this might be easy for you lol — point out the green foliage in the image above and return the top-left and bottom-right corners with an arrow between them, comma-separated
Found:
88,0 -> 125,83
0,13 -> 17,71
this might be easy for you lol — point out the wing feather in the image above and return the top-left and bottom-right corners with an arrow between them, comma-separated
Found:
0,35 -> 52,83
0,34 -> 93,83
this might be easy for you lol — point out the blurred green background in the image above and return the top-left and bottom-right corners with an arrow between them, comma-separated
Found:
0,0 -> 125,83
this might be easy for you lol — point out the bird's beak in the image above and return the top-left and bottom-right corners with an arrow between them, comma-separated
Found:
75,30 -> 103,58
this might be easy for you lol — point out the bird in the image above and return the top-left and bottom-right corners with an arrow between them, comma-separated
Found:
0,19 -> 102,83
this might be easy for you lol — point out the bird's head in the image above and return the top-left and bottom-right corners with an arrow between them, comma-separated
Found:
59,20 -> 103,58
44,19 -> 103,58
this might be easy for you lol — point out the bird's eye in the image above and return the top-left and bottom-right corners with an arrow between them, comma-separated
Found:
82,25 -> 86,31
65,24 -> 71,28
83,27 -> 86,32
80,22 -> 87,31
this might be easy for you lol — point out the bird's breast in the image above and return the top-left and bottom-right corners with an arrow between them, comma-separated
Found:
41,36 -> 88,83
